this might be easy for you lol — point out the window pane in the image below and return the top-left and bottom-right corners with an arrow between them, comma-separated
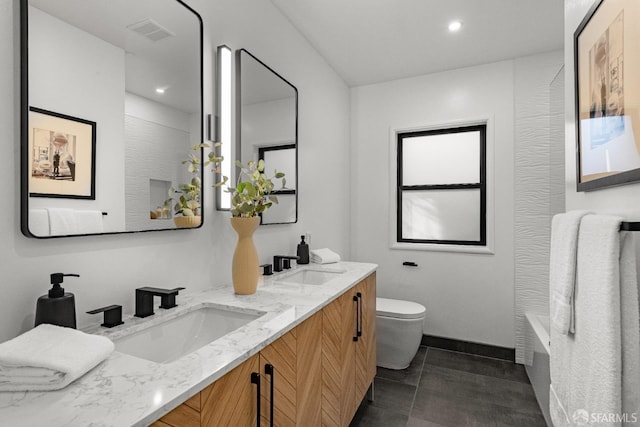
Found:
262,193 -> 296,224
402,131 -> 480,185
263,147 -> 296,190
401,189 -> 481,241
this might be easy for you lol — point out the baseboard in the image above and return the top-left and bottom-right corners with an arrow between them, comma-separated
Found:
421,334 -> 515,362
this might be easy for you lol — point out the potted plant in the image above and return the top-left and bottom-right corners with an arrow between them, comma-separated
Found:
173,141 -> 285,294
222,158 -> 285,294
172,143 -> 224,228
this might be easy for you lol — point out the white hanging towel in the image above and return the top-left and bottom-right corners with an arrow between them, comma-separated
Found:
0,324 -> 114,392
75,210 -> 104,234
549,214 -> 640,427
46,208 -> 78,236
619,231 -> 640,422
549,210 -> 590,334
28,209 -> 50,237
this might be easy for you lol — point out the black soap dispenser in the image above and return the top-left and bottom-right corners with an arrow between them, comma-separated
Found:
35,273 -> 80,329
297,235 -> 309,264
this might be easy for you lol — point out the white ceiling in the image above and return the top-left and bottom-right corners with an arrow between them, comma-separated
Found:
30,0 -> 200,113
271,0 -> 564,87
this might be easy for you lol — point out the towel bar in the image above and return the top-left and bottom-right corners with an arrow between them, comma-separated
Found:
620,222 -> 640,231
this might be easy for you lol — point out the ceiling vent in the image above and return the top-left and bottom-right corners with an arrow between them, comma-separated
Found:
127,19 -> 174,42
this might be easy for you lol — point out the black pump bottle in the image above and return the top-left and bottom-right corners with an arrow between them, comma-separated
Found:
297,235 -> 309,264
34,273 -> 80,329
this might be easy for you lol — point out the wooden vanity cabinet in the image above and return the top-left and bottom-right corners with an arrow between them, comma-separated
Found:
322,272 -> 376,427
295,310 -> 323,426
354,273 -> 376,404
151,354 -> 260,427
200,353 -> 260,426
321,288 -> 356,426
150,392 -> 200,427
257,309 -> 324,427
153,326 -> 322,427
151,273 -> 375,427
259,330 -> 297,426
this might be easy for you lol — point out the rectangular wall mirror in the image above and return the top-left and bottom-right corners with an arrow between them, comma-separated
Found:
20,0 -> 203,238
236,49 -> 298,225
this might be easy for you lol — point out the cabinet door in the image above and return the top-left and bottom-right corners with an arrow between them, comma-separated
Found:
260,331 -> 297,427
201,353 -> 260,427
322,290 -> 357,427
354,272 -> 377,403
296,310 -> 323,426
150,398 -> 200,427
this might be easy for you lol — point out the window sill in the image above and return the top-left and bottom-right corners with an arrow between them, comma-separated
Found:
390,241 -> 494,255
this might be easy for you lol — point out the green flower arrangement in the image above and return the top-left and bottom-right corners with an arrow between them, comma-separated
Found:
172,142 -> 224,217
226,159 -> 285,217
172,142 -> 285,218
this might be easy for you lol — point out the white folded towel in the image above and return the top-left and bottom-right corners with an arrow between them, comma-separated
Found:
310,248 -> 341,264
0,324 -> 114,392
47,208 -> 78,236
75,210 -> 104,234
549,210 -> 589,334
28,209 -> 50,237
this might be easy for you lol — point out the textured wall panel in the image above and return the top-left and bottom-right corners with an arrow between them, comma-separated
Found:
549,68 -> 566,217
124,115 -> 190,231
514,54 -> 564,363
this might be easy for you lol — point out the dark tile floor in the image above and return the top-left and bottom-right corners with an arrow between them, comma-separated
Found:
350,346 -> 547,427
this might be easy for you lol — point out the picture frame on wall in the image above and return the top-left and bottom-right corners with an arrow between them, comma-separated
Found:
28,107 -> 96,199
574,0 -> 640,191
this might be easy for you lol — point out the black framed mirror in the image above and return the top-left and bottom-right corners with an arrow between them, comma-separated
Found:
236,49 -> 298,225
20,0 -> 203,238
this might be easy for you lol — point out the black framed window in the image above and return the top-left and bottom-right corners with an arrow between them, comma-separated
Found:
258,144 -> 297,225
397,124 -> 486,246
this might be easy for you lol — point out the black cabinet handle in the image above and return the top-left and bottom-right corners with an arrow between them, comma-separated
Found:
251,372 -> 261,427
264,364 -> 274,427
353,295 -> 359,342
357,292 -> 363,337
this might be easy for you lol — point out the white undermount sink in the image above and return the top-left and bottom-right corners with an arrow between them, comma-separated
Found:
114,305 -> 265,364
275,268 -> 345,286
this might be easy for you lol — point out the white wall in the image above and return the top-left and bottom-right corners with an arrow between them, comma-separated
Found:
241,98 -> 296,160
0,0 -> 350,342
27,7 -> 125,232
564,0 -> 640,218
194,0 -> 352,281
350,61 -> 516,348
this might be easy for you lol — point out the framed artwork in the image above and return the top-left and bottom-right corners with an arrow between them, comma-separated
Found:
574,0 -> 640,191
28,107 -> 96,199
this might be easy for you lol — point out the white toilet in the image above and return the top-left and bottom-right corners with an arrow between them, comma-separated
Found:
376,297 -> 426,370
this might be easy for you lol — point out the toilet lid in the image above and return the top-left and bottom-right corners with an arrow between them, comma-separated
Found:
376,297 -> 426,319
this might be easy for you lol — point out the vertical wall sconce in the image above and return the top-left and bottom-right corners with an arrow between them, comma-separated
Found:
216,45 -> 232,210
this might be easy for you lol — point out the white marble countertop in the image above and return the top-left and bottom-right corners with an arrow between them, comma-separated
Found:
0,261 -> 377,427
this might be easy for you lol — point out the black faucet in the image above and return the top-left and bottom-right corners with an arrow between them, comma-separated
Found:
87,304 -> 124,328
134,287 -> 185,318
273,256 -> 299,272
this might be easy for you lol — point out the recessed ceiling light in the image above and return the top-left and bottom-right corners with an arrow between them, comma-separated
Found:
448,20 -> 463,32
155,88 -> 165,94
